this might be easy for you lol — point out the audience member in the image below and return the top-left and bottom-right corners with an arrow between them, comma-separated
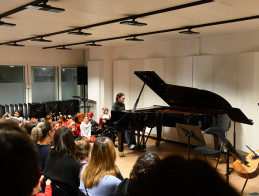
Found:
2,110 -> 24,125
80,137 -> 123,196
51,121 -> 59,132
24,120 -> 38,135
81,115 -> 96,142
31,122 -> 54,171
75,139 -> 91,165
43,126 -> 81,196
44,114 -> 53,124
32,176 -> 52,196
129,155 -> 240,196
0,120 -> 40,196
115,152 -> 160,196
72,116 -> 81,138
99,107 -> 111,128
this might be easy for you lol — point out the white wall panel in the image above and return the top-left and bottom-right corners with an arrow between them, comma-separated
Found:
129,60 -> 145,109
236,53 -> 254,150
88,61 -> 103,121
113,60 -> 130,109
193,56 -> 213,91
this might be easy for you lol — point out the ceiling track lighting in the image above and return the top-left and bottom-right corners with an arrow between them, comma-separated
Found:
68,29 -> 92,36
56,46 -> 71,50
179,28 -> 200,35
0,20 -> 16,27
26,0 -> 65,13
85,42 -> 102,46
6,42 -> 24,47
31,37 -> 52,42
125,36 -> 144,41
120,18 -> 147,26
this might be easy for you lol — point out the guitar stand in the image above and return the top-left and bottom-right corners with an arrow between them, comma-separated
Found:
241,179 -> 248,193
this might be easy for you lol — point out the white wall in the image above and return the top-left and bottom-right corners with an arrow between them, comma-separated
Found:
0,46 -> 85,66
87,31 -> 259,152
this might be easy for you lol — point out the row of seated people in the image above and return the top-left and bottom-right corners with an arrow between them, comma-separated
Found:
1,119 -> 241,196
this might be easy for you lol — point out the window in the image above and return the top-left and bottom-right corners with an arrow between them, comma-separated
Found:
61,67 -> 84,100
31,66 -> 58,103
0,65 -> 25,105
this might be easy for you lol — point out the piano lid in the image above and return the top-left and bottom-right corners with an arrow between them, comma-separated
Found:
134,71 -> 253,125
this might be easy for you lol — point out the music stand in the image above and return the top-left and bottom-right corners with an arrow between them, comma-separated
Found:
217,134 -> 248,184
176,123 -> 206,160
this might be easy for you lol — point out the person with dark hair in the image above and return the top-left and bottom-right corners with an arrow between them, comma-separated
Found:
115,152 -> 160,196
75,139 -> 91,165
31,122 -> 54,172
129,155 -> 240,196
44,114 -> 53,124
112,93 -> 136,156
80,137 -> 123,196
24,120 -> 38,135
43,126 -> 81,196
0,120 -> 41,196
2,110 -> 24,125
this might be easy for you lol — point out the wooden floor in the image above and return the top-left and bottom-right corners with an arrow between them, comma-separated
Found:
115,138 -> 259,196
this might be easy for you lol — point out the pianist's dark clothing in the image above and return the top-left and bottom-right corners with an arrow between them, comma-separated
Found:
112,102 -> 136,150
112,102 -> 125,111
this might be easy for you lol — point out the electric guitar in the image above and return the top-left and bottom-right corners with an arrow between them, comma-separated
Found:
233,145 -> 259,179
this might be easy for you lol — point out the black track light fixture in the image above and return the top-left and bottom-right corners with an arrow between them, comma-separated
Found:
56,46 -> 71,50
26,0 -> 65,13
68,29 -> 92,36
31,37 -> 52,42
6,42 -> 24,47
179,28 -> 200,35
0,20 -> 16,27
85,42 -> 102,46
125,36 -> 144,41
120,18 -> 147,26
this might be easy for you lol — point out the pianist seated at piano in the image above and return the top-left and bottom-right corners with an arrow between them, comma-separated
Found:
112,93 -> 136,152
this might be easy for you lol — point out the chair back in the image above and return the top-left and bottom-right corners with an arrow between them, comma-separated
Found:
204,127 -> 226,137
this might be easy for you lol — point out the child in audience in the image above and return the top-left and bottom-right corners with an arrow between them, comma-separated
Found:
32,176 -> 52,196
80,137 -> 123,196
81,115 -> 96,142
87,112 -> 101,137
51,121 -> 59,132
99,107 -> 111,128
43,126 -> 81,196
72,116 -> 81,138
75,140 -> 91,165
24,120 -> 38,135
44,114 -> 53,124
2,110 -> 24,126
31,122 -> 54,172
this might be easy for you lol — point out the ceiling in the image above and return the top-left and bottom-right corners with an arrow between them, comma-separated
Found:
1,0 -> 259,49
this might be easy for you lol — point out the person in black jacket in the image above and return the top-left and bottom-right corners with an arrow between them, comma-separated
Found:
43,126 -> 81,196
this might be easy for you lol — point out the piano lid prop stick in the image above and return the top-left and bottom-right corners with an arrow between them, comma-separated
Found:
132,83 -> 146,113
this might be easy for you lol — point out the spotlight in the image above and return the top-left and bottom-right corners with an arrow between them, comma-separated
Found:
26,1 -> 65,13
85,42 -> 102,46
31,37 -> 52,42
56,46 -> 71,50
179,28 -> 200,35
120,18 -> 147,26
125,36 -> 144,41
68,30 -> 92,36
0,20 -> 16,27
6,42 -> 24,47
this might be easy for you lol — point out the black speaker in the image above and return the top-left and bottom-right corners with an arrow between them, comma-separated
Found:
77,67 -> 88,85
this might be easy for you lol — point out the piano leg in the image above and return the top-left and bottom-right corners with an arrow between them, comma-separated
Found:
117,130 -> 125,157
156,126 -> 162,147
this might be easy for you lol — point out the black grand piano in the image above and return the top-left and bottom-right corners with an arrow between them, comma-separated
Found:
109,71 -> 253,151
